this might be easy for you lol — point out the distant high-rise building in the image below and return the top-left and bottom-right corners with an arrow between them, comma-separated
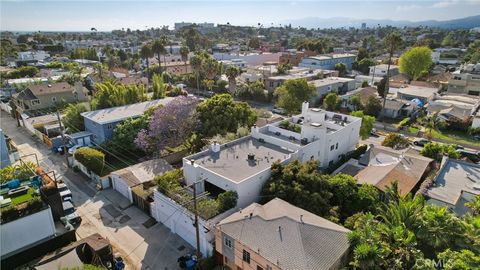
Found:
361,22 -> 367,29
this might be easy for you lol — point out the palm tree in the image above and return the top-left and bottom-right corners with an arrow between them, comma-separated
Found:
140,44 -> 153,79
465,195 -> 480,215
140,44 -> 153,68
417,205 -> 464,251
225,65 -> 241,95
380,32 -> 403,121
202,57 -> 219,81
179,46 -> 190,74
421,113 -> 444,140
151,39 -> 166,70
190,54 -> 203,95
160,35 -> 169,67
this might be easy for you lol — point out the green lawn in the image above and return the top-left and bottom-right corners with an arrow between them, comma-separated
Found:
9,187 -> 36,206
431,129 -> 480,147
408,127 -> 420,134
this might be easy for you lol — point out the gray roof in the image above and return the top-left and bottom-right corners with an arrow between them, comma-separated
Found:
426,159 -> 480,205
110,159 -> 173,187
356,145 -> 432,196
188,136 -> 293,183
81,98 -> 173,125
311,77 -> 354,87
15,88 -> 38,100
218,198 -> 350,270
383,99 -> 407,111
397,85 -> 438,98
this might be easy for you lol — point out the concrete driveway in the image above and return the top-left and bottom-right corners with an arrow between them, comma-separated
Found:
1,111 -> 194,269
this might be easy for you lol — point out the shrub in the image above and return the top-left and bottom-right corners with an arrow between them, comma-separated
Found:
279,120 -> 301,133
0,162 -> 36,184
421,142 -> 460,160
396,117 -> 411,129
197,199 -> 219,219
217,191 -> 238,212
468,127 -> 480,135
155,169 -> 183,194
74,147 -> 106,176
381,133 -> 410,149
361,80 -> 369,87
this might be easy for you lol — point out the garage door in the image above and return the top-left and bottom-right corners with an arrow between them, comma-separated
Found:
174,218 -> 196,248
113,176 -> 131,202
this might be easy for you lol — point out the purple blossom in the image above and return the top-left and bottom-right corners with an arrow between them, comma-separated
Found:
135,96 -> 199,153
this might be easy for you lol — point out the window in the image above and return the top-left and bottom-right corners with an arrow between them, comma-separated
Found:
257,266 -> 264,270
242,250 -> 250,264
107,124 -> 113,130
51,97 -> 57,102
330,145 -> 335,151
224,237 -> 232,248
269,81 -> 274,87
335,143 -> 338,149
31,99 -> 40,106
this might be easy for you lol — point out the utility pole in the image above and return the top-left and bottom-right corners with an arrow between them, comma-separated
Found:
192,181 -> 202,269
56,110 -> 70,168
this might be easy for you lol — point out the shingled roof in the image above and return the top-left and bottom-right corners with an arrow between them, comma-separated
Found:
355,145 -> 433,196
217,198 -> 350,270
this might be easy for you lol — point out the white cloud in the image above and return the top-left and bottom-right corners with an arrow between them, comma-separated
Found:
432,0 -> 460,8
396,4 -> 421,11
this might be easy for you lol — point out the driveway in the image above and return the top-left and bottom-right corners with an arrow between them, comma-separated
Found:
1,110 -> 193,269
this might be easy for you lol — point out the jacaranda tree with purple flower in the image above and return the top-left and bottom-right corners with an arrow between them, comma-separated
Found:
135,96 -> 199,153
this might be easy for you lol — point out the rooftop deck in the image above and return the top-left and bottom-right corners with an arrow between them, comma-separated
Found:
190,136 -> 293,183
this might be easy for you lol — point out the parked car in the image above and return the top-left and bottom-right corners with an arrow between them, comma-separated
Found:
413,139 -> 431,147
68,144 -> 84,155
62,201 -> 81,227
456,149 -> 480,163
473,135 -> 480,141
272,107 -> 286,115
57,182 -> 72,202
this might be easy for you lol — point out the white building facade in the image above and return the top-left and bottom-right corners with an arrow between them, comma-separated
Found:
182,102 -> 361,208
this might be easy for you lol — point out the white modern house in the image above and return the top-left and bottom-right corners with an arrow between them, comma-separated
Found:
183,102 -> 362,208
369,64 -> 399,77
152,102 -> 361,257
299,54 -> 357,70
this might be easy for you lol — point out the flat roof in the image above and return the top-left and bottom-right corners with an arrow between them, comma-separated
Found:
397,85 -> 438,98
426,159 -> 480,205
190,136 -> 293,183
81,98 -> 173,125
311,77 -> 354,87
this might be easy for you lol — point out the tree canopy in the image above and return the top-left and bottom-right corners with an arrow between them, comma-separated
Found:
261,160 -> 379,223
63,103 -> 88,133
91,81 -> 148,110
351,111 -> 375,140
135,96 -> 199,153
399,46 -> 433,80
196,94 -> 257,137
324,92 -> 341,111
274,79 -> 316,115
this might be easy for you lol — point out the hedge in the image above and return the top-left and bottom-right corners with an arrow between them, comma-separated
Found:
74,147 -> 106,176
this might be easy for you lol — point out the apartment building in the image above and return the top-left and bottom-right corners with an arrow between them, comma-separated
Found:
183,102 -> 361,208
447,64 -> 480,96
299,54 -> 357,70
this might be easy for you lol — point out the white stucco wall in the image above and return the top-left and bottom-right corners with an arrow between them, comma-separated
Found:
1,207 -> 56,257
152,190 -> 213,256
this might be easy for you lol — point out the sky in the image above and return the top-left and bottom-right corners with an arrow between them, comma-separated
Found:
1,0 -> 479,31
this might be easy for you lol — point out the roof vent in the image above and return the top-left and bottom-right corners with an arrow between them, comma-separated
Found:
247,153 -> 255,161
47,84 -> 52,88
